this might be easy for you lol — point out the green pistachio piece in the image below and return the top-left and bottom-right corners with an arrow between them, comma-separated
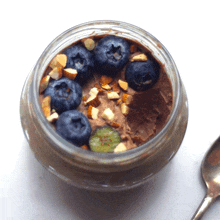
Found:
89,126 -> 121,153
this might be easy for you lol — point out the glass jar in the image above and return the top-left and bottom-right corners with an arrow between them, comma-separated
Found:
20,20 -> 188,191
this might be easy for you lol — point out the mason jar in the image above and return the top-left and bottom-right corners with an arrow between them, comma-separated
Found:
20,20 -> 188,191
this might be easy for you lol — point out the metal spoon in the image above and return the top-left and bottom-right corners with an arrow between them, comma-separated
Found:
192,136 -> 220,219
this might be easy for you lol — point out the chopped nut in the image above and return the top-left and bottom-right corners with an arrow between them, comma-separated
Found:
63,68 -> 77,80
81,145 -> 89,150
107,91 -> 120,99
118,79 -> 128,91
101,84 -> 111,90
85,87 -> 101,107
111,122 -> 120,128
49,67 -> 63,80
130,53 -> 148,62
41,96 -> 51,118
98,88 -> 104,94
102,108 -> 114,120
94,83 -> 101,89
122,94 -> 133,104
116,99 -> 122,105
83,38 -> 96,51
47,112 -> 59,123
86,96 -> 100,107
130,44 -> 137,53
39,75 -> 50,93
93,84 -> 104,94
121,103 -> 129,115
88,105 -> 99,120
112,81 -> 121,93
129,52 -> 142,60
100,75 -> 113,85
82,96 -> 87,101
49,54 -> 67,69
89,87 -> 99,96
114,143 -> 127,153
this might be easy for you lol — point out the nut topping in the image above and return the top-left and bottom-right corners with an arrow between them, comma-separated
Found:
49,54 -> 67,69
118,79 -> 128,91
112,81 -> 121,93
116,99 -> 122,105
114,143 -> 127,153
83,38 -> 96,51
63,68 -> 77,80
101,84 -> 111,90
49,67 -> 63,80
110,122 -> 120,128
100,75 -> 113,90
41,96 -> 51,118
85,88 -> 101,107
47,112 -> 59,123
107,91 -> 120,100
82,96 -> 87,101
89,87 -> 99,96
100,75 -> 113,85
39,75 -> 50,93
121,103 -> 129,115
88,105 -> 99,120
102,108 -> 114,120
85,96 -> 101,107
94,83 -> 101,89
81,145 -> 89,150
130,52 -> 148,62
122,94 -> 133,105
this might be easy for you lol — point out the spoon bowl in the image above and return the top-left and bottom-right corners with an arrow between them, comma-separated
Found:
192,136 -> 220,219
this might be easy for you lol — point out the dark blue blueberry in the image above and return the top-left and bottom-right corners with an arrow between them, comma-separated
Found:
94,35 -> 130,76
44,77 -> 82,114
56,110 -> 91,147
63,45 -> 94,84
125,60 -> 160,91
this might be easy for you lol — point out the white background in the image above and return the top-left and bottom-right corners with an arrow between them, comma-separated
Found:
1,0 -> 220,219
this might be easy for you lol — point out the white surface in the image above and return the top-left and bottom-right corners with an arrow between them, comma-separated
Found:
1,1 -> 220,219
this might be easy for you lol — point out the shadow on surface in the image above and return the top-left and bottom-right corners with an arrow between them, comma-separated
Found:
24,140 -> 173,220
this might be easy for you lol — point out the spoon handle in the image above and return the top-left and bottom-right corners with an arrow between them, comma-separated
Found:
191,193 -> 216,220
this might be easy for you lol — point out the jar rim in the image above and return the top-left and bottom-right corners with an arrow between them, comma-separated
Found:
32,20 -> 181,167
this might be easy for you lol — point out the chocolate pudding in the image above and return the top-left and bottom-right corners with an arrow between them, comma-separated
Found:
39,35 -> 173,152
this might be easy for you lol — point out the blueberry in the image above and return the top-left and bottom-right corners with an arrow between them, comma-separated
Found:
125,60 -> 160,91
94,35 -> 130,75
63,45 -> 94,84
44,77 -> 82,114
56,110 -> 91,147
